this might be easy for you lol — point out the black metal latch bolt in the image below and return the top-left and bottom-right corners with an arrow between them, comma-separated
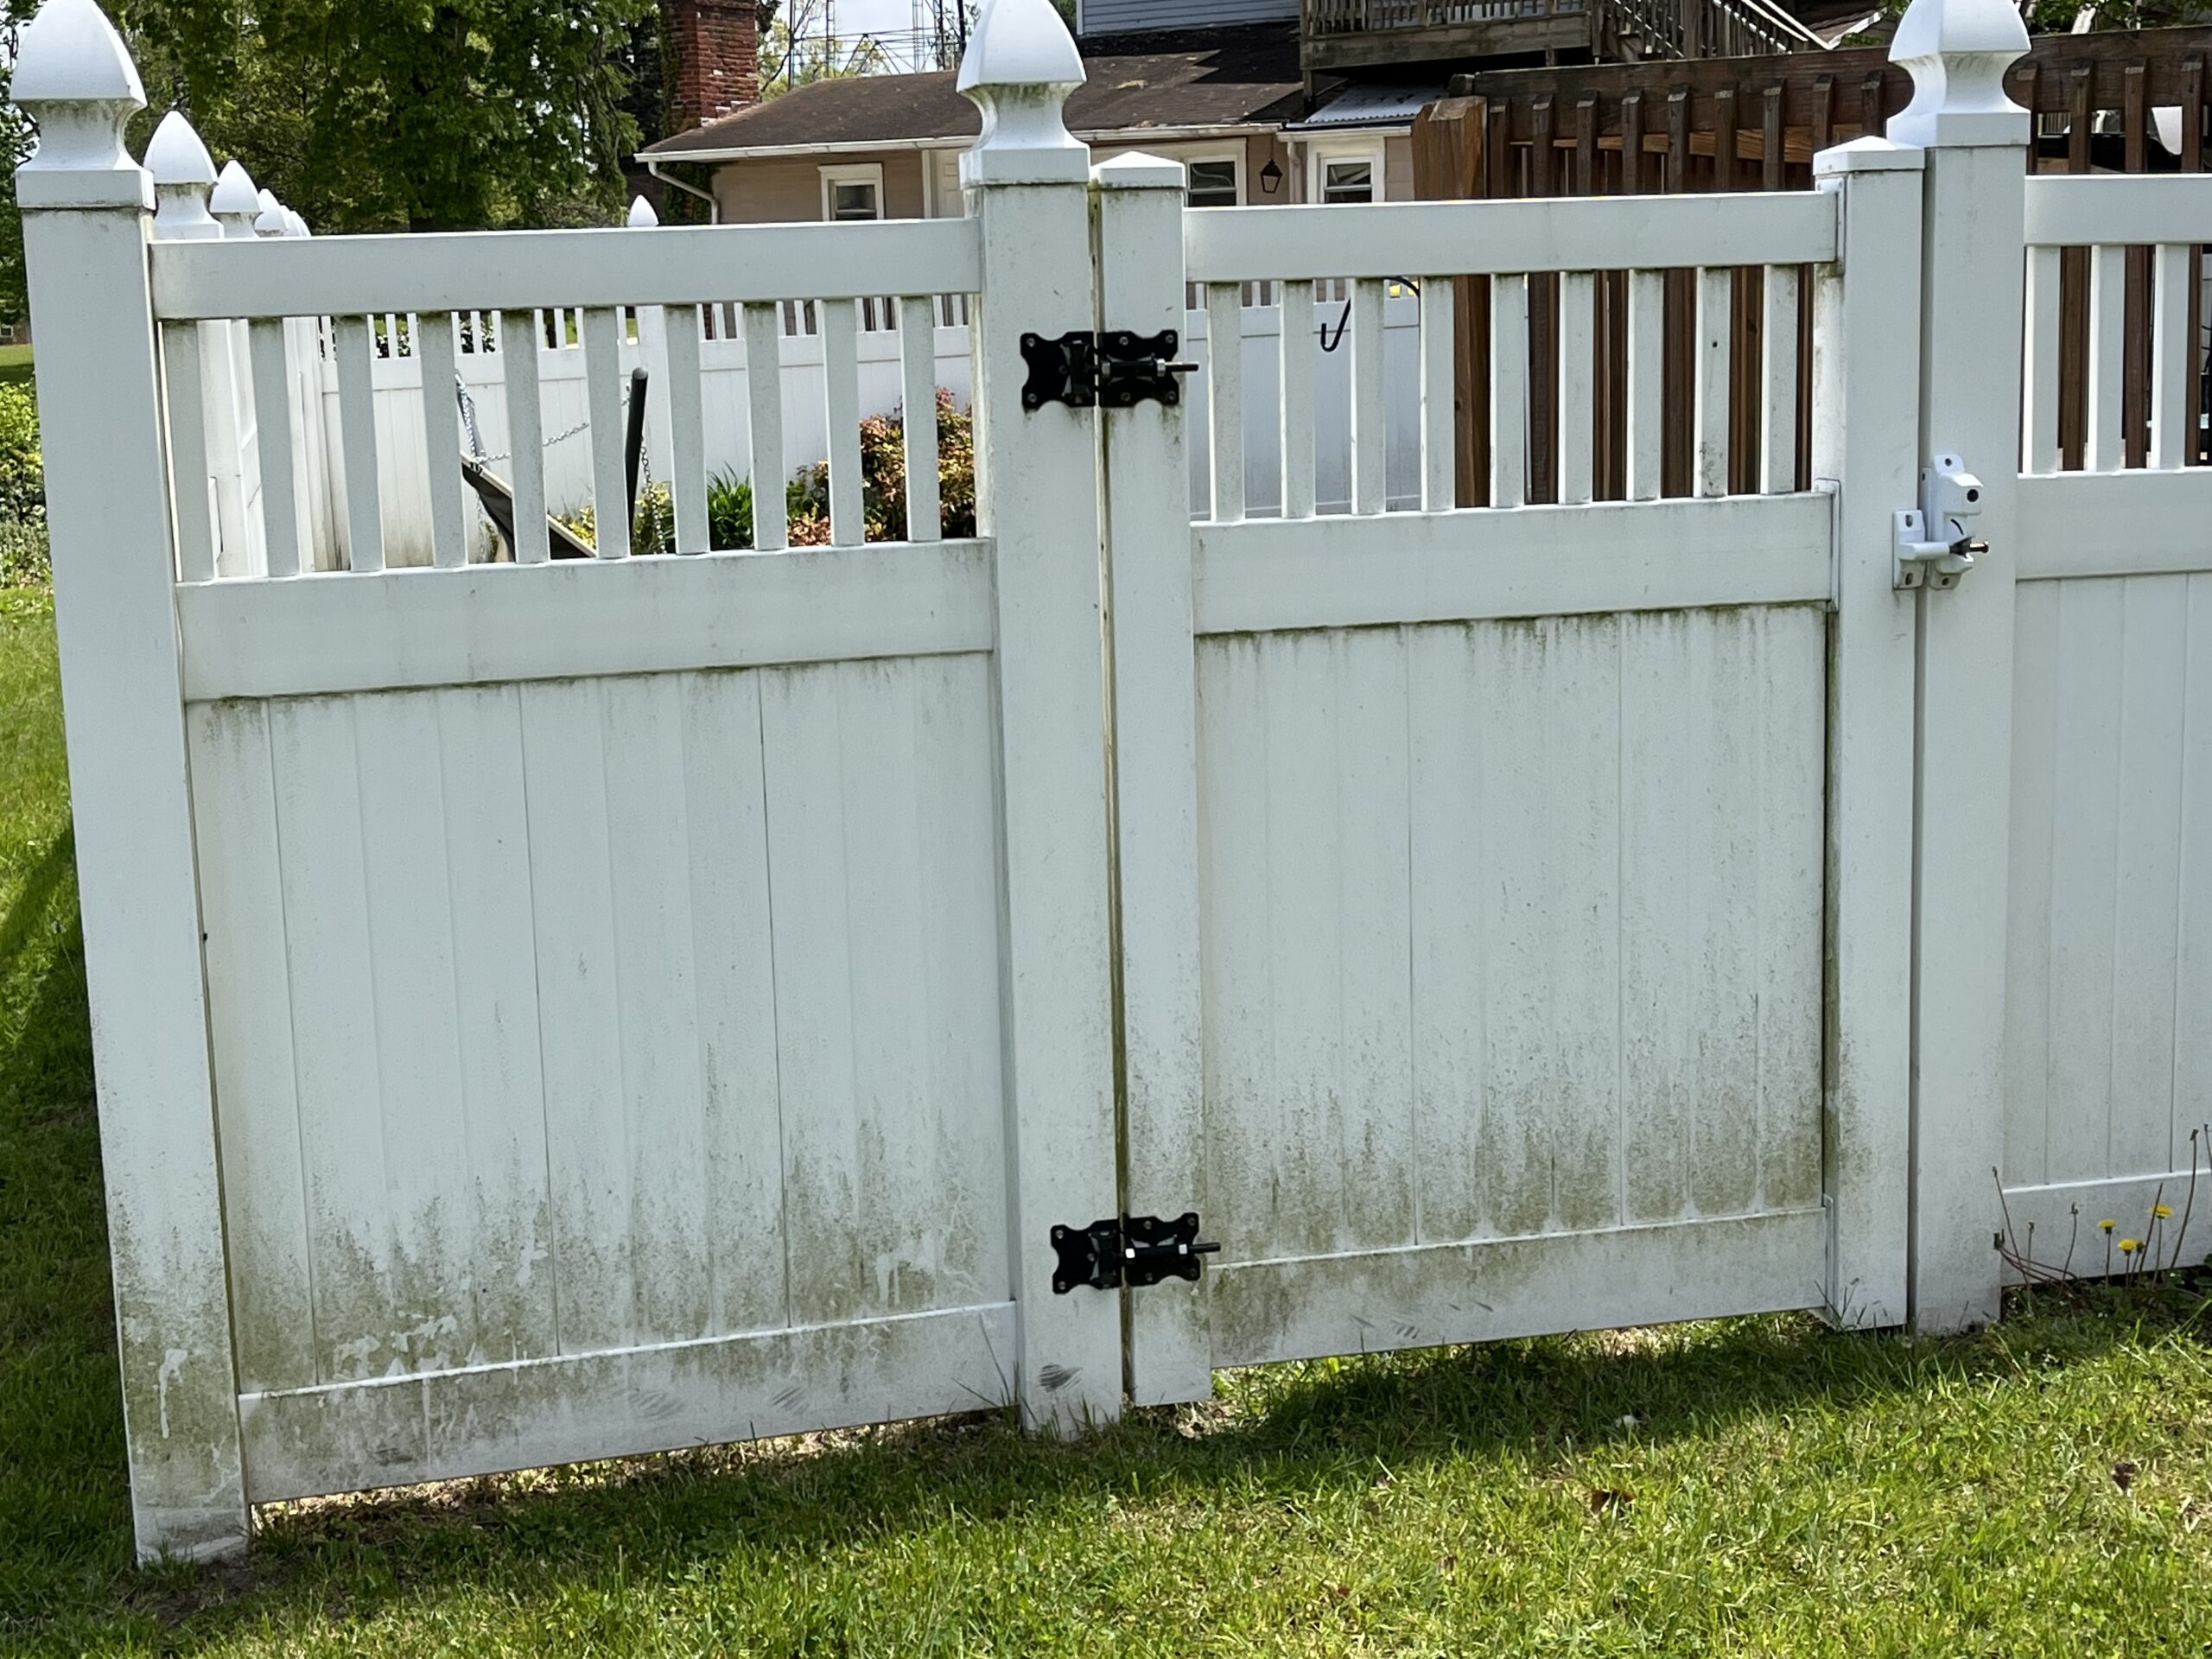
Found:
1052,1212 -> 1221,1293
1020,329 -> 1197,411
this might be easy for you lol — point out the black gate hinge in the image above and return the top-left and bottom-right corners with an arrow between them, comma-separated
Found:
1052,1211 -> 1221,1293
1020,329 -> 1196,411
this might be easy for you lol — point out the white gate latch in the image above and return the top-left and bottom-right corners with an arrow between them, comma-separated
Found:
1894,454 -> 1987,591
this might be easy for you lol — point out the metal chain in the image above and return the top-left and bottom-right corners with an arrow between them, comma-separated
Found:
455,375 -> 594,467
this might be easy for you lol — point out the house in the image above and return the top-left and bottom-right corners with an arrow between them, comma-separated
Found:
636,0 -> 1868,226
639,3 -> 1432,222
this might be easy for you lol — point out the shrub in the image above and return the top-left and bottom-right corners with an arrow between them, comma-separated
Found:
0,385 -> 47,586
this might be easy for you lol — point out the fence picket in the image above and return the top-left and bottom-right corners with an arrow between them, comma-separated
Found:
1627,269 -> 1664,501
1206,283 -> 1244,523
2086,243 -> 2126,471
416,311 -> 467,568
2024,246 -> 2062,474
501,309 -> 548,563
1420,276 -> 1455,512
1351,278 -> 1387,516
823,298 -> 863,547
744,302 -> 787,551
581,306 -> 629,558
1695,266 -> 1732,497
161,321 -> 215,582
1491,273 -> 1529,509
1760,265 -> 1798,494
1558,270 -> 1594,506
1280,279 -> 1317,520
2150,243 -> 2191,469
899,296 -> 940,543
665,304 -> 708,552
247,316 -> 300,577
331,315 -> 383,573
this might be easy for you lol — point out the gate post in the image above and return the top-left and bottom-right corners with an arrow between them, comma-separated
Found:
12,0 -> 247,1560
1888,0 -> 2032,1332
957,0 -> 1124,1432
1812,135 -> 1926,1331
1092,154 -> 1211,1405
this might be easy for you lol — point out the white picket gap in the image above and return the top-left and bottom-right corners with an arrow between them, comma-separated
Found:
1185,192 -> 1837,284
151,217 -> 985,320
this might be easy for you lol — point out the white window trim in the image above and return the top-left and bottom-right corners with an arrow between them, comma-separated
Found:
819,162 -> 886,223
1304,135 -> 1388,206
1178,143 -> 1245,207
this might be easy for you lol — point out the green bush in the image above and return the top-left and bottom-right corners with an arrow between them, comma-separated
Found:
0,384 -> 47,586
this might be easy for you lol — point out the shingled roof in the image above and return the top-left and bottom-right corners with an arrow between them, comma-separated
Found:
641,23 -> 1320,158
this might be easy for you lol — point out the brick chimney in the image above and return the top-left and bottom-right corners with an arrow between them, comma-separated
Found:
663,0 -> 761,132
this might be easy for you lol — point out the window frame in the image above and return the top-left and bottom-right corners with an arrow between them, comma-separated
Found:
818,162 -> 887,224
1304,136 -> 1388,206
1179,145 -> 1245,209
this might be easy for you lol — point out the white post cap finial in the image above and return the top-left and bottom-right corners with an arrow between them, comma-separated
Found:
209,158 -> 260,238
1887,0 -> 2031,149
957,0 -> 1088,188
146,110 -> 222,242
626,194 -> 659,227
283,208 -> 308,238
12,0 -> 149,209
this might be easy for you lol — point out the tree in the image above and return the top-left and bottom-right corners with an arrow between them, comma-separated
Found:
112,0 -> 653,234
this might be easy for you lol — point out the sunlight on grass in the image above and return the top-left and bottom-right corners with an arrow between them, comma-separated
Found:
3,588 -> 2211,1654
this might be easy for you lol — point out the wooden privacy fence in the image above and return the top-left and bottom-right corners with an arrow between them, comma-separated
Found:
1409,26 -> 2212,503
12,0 -> 2212,1568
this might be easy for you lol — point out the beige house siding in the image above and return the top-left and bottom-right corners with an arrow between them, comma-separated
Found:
701,130 -> 1403,226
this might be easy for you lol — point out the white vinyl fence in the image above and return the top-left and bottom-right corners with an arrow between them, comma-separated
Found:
12,0 -> 2212,1567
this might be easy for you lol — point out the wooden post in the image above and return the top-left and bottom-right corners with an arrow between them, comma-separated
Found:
957,0 -> 1123,1433
1888,0 -> 2032,1332
1813,136 -> 1927,1330
11,0 -> 246,1561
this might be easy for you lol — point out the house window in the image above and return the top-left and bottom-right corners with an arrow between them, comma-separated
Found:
1185,156 -> 1240,208
1320,157 -> 1375,204
820,163 -> 884,223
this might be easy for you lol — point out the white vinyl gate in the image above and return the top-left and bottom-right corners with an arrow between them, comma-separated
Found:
12,0 -> 2212,1565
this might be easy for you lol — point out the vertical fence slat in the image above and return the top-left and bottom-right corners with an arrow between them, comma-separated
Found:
580,305 -> 630,558
1420,275 -> 1456,512
1351,277 -> 1387,516
2086,243 -> 2126,472
1490,273 -> 1529,509
160,321 -> 214,583
665,303 -> 708,552
1760,264 -> 1798,495
501,309 -> 547,563
1206,283 -> 1245,523
2150,242 -> 2192,471
898,296 -> 941,543
823,297 -> 863,547
246,315 -> 300,577
332,315 -> 384,573
743,302 -> 787,551
1281,279 -> 1317,520
2024,245 -> 2063,475
1626,269 -> 1664,501
1557,270 -> 1594,506
416,310 -> 467,568
1694,266 -> 1731,497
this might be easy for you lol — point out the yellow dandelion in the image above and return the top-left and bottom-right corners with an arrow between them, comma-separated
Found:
2100,1218 -> 2117,1232
2120,1238 -> 2142,1255
2153,1204 -> 2173,1219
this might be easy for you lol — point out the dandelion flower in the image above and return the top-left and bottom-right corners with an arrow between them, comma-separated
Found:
2101,1218 -> 2117,1233
2120,1238 -> 2142,1255
2153,1204 -> 2173,1219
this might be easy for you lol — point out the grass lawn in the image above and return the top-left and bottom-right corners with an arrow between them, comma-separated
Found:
4,592 -> 2212,1654
0,345 -> 33,389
